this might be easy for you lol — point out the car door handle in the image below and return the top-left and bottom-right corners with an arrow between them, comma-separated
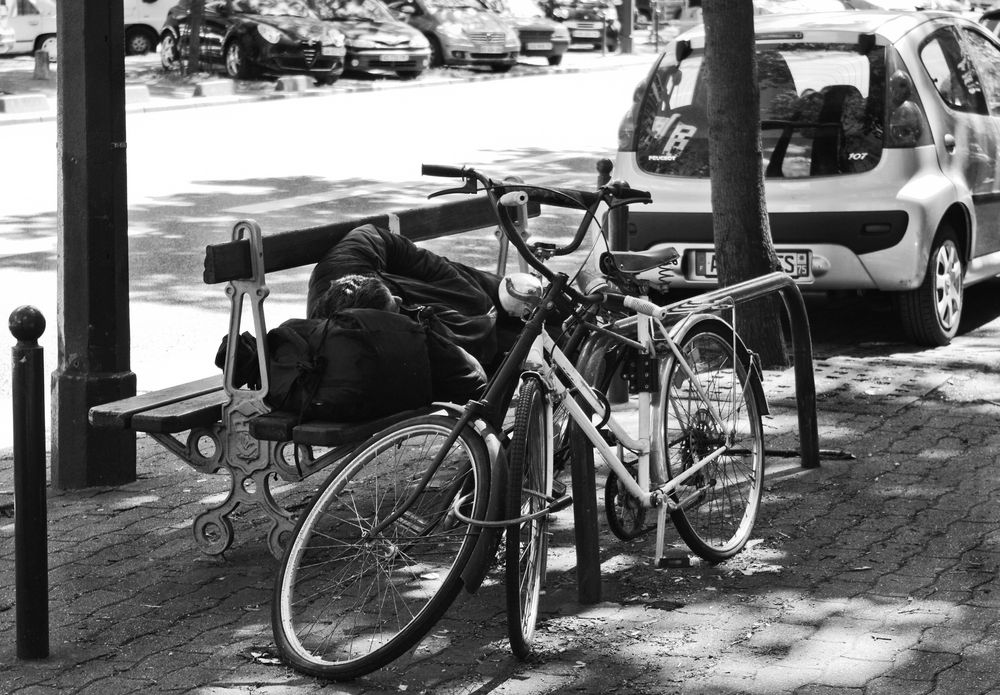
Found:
944,133 -> 956,152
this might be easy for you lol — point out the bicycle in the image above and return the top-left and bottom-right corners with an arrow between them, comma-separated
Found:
271,164 -> 767,678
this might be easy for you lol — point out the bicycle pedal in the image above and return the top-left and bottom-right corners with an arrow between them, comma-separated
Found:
552,479 -> 567,499
655,549 -> 691,569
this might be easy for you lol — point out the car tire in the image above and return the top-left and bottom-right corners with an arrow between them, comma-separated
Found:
35,34 -> 57,61
160,31 -> 180,71
547,54 -> 563,66
125,27 -> 157,56
225,39 -> 254,80
895,226 -> 964,346
315,70 -> 339,86
428,35 -> 444,67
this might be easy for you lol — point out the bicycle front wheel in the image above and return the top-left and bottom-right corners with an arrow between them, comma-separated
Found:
272,414 -> 491,680
660,317 -> 764,563
505,376 -> 552,659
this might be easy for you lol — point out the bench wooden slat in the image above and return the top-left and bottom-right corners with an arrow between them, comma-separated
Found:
130,391 -> 228,434
203,197 -> 541,284
89,375 -> 224,430
250,407 -> 433,447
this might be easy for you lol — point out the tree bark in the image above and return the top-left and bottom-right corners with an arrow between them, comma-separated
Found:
186,0 -> 205,76
702,0 -> 787,367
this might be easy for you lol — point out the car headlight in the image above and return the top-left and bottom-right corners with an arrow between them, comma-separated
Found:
552,24 -> 569,40
438,22 -> 465,39
257,24 -> 284,44
410,32 -> 429,48
506,27 -> 520,43
553,6 -> 568,17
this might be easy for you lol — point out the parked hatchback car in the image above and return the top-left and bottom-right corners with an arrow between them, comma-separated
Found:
309,0 -> 431,77
485,0 -> 569,65
544,0 -> 618,52
386,0 -> 521,70
160,0 -> 347,84
615,11 -> 1000,346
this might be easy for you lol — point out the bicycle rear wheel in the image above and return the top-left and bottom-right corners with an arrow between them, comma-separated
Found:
272,414 -> 490,680
660,317 -> 764,563
505,377 -> 552,659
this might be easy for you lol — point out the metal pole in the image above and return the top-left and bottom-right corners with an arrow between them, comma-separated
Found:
9,306 -> 50,659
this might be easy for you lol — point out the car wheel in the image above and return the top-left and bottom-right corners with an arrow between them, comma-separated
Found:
225,39 -> 253,79
315,70 -> 339,86
125,27 -> 157,56
490,63 -> 513,73
547,54 -> 563,66
35,34 -> 57,61
428,35 -> 444,67
160,32 -> 180,71
895,226 -> 964,346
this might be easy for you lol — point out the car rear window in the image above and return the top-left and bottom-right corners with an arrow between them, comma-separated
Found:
634,42 -> 887,179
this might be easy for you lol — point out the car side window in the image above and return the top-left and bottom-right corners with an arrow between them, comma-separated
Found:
920,28 -> 987,115
15,0 -> 40,16
961,28 -> 1000,115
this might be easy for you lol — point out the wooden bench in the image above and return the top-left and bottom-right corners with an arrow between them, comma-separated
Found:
89,193 -> 540,558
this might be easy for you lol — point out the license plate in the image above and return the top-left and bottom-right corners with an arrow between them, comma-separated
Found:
321,46 -> 341,56
475,44 -> 505,53
574,30 -> 601,38
692,250 -> 811,280
379,53 -> 408,62
526,41 -> 552,50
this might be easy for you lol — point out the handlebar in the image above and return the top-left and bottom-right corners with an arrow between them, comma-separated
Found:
421,163 -> 652,306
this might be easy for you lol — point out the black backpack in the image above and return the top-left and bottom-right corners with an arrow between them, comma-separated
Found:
265,309 -> 434,422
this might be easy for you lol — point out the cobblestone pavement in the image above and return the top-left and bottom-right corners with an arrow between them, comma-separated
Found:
2,286 -> 1000,694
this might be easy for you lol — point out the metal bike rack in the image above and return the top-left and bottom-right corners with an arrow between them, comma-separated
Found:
571,270 -> 819,605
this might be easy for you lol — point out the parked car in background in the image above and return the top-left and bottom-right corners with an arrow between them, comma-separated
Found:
0,5 -> 15,55
615,11 -> 1000,346
160,0 -> 346,84
4,0 -> 55,58
485,0 -> 568,65
309,0 -> 430,77
544,0 -> 618,52
386,0 -> 520,71
125,0 -> 173,55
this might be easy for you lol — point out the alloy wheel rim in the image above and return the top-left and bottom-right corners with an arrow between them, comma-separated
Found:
934,241 -> 962,332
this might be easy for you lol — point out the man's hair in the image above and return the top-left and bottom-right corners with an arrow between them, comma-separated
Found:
312,273 -> 395,318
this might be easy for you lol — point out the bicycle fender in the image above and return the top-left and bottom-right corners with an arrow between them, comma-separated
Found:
666,313 -> 769,416
461,422 -> 507,594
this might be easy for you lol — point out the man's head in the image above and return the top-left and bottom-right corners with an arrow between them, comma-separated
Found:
312,273 -> 399,318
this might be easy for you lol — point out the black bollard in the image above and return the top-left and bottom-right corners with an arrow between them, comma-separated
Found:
9,306 -> 49,659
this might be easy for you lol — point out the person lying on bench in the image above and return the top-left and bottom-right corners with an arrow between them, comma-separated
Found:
312,273 -> 487,405
307,223 -> 518,374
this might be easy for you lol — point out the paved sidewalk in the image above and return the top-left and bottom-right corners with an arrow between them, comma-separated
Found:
2,298 -> 1000,694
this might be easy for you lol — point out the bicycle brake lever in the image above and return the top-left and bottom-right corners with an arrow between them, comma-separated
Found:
427,178 -> 479,198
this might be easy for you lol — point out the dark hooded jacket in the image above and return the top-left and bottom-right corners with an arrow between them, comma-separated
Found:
307,224 -> 504,367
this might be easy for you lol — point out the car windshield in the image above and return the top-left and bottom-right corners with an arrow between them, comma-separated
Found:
490,0 -> 545,17
235,0 -> 317,17
634,42 -> 886,179
311,0 -> 394,20
425,0 -> 486,9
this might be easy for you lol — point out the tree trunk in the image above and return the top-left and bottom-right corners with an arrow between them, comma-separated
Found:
701,0 -> 787,367
185,0 -> 205,76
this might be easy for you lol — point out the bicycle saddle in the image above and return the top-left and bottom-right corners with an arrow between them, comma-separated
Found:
600,247 -> 680,276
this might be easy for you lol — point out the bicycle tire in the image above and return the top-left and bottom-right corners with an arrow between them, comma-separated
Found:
660,317 -> 764,563
272,414 -> 491,680
505,377 -> 552,659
